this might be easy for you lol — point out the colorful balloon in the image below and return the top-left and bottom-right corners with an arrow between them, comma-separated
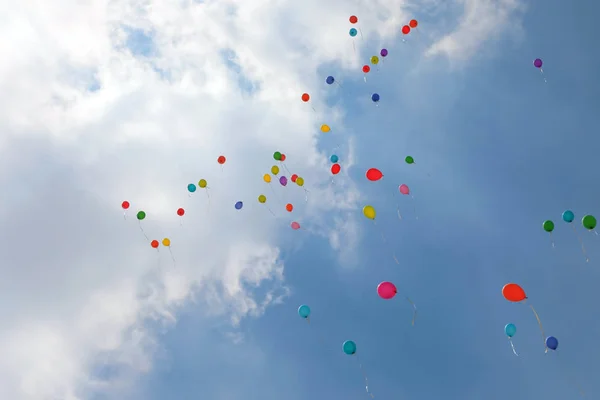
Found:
286,203 -> 293,212
377,281 -> 397,299
363,205 -> 376,220
121,201 -> 130,209
235,201 -> 243,210
326,76 -> 335,85
137,211 -> 146,220
504,323 -> 517,338
405,156 -> 414,164
291,221 -> 301,230
409,19 -> 418,28
543,220 -> 555,232
301,93 -> 310,102
296,177 -> 305,186
366,168 -> 383,181
291,174 -> 298,183
263,174 -> 272,183
362,65 -> 370,73
371,56 -> 379,65
279,176 -> 288,186
402,25 -> 410,34
349,15 -> 358,24
321,124 -> 331,133
217,155 -> 226,164
380,48 -> 388,57
342,340 -> 357,355
502,283 -> 527,302
258,195 -> 267,203
533,58 -> 543,68
151,240 -> 159,248
371,93 -> 380,102
298,304 -> 311,318
187,183 -> 197,193
177,208 -> 185,216
349,28 -> 357,37
274,151 -> 282,161
271,165 -> 280,175
331,164 -> 341,174
582,215 -> 597,230
280,154 -> 286,161
545,336 -> 558,350
399,184 -> 410,195
562,210 -> 574,223
330,154 -> 339,163
162,238 -> 171,247
198,179 -> 207,188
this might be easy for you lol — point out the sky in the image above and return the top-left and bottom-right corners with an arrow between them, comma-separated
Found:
1,0 -> 600,399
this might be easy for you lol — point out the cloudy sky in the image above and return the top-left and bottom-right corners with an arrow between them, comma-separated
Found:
1,0 -> 600,399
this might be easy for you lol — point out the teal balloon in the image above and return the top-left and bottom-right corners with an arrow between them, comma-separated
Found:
298,305 -> 310,319
504,323 -> 516,338
342,340 -> 357,355
187,183 -> 197,193
562,210 -> 574,223
349,28 -> 357,37
330,154 -> 339,163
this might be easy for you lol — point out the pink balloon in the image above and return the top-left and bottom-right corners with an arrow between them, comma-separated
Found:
377,281 -> 397,299
399,184 -> 410,195
291,221 -> 301,230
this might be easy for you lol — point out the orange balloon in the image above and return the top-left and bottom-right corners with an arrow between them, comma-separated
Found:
286,203 -> 293,212
409,19 -> 418,28
502,283 -> 527,302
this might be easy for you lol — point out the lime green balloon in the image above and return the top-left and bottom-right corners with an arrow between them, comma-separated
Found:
137,211 -> 146,220
542,220 -> 554,232
405,156 -> 414,164
274,151 -> 282,161
582,215 -> 597,230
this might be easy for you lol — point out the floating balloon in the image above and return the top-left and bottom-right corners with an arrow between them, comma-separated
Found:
279,176 -> 288,186
349,15 -> 358,24
371,93 -> 380,102
377,281 -> 397,299
582,215 -> 597,230
198,179 -> 207,188
409,19 -> 418,28
362,65 -> 370,73
187,183 -> 197,193
286,203 -> 293,212
534,58 -> 543,69
271,165 -> 280,175
235,201 -> 243,210
502,283 -> 527,302
543,220 -> 555,232
330,154 -> 339,163
291,221 -> 301,230
402,25 -> 410,34
217,155 -> 226,164
380,48 -> 388,57
280,154 -> 286,162
399,184 -> 410,195
137,211 -> 146,220
363,205 -> 376,220
177,208 -> 185,216
342,340 -> 357,355
301,93 -> 310,102
258,195 -> 267,203
545,336 -> 558,350
263,174 -> 272,183
562,210 -> 574,223
321,124 -> 331,133
326,76 -> 335,85
274,151 -> 282,161
371,56 -> 379,65
366,168 -> 383,181
291,174 -> 298,183
405,156 -> 414,164
151,240 -> 159,248
298,304 -> 311,318
121,201 -> 130,209
349,28 -> 357,37
296,177 -> 305,186
505,323 -> 517,338
331,164 -> 341,175
162,238 -> 171,247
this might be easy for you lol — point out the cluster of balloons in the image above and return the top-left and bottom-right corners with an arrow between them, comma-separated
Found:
542,210 -> 597,262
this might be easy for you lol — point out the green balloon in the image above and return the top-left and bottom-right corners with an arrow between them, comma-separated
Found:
542,220 -> 554,232
273,151 -> 282,161
405,156 -> 414,164
582,215 -> 597,230
136,211 -> 146,220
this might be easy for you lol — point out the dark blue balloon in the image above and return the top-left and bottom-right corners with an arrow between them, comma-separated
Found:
545,336 -> 558,350
235,201 -> 243,210
326,76 -> 335,85
371,93 -> 380,102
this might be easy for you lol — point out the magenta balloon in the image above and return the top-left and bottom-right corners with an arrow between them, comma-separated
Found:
377,281 -> 397,299
399,184 -> 410,195
291,221 -> 301,230
533,58 -> 543,68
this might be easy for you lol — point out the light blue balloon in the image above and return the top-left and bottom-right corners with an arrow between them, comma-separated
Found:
235,201 -> 243,210
349,28 -> 357,37
187,183 -> 197,193
298,305 -> 310,318
562,210 -> 574,223
342,340 -> 357,355
330,154 -> 339,163
504,323 -> 516,338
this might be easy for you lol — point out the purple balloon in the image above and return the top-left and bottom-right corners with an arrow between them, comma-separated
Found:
380,48 -> 388,57
279,176 -> 288,186
533,58 -> 543,68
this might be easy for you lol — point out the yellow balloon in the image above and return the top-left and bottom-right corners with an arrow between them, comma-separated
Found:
296,177 -> 304,186
371,56 -> 379,65
258,194 -> 267,203
320,124 -> 331,133
363,205 -> 376,220
162,238 -> 171,246
271,165 -> 280,175
263,174 -> 272,183
198,179 -> 207,188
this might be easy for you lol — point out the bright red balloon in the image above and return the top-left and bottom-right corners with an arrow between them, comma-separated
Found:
402,25 -> 410,34
502,283 -> 527,302
291,174 -> 298,182
349,15 -> 358,24
121,201 -> 130,209
409,19 -> 418,28
301,93 -> 310,102
286,203 -> 293,212
366,168 -> 383,181
280,154 -> 286,161
217,155 -> 226,164
362,65 -> 370,73
377,281 -> 397,299
177,208 -> 185,216
331,163 -> 341,175
150,240 -> 159,248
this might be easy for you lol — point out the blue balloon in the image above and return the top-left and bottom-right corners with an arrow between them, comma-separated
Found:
504,323 -> 517,338
298,304 -> 310,318
330,154 -> 339,163
349,28 -> 357,37
342,340 -> 357,355
326,76 -> 335,85
187,183 -> 197,193
562,210 -> 574,223
546,336 -> 558,350
372,93 -> 380,102
235,201 -> 243,210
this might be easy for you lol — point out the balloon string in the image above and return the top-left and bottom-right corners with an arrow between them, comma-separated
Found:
138,221 -> 150,241
405,297 -> 417,326
353,40 -> 356,55
168,247 -> 176,267
282,163 -> 292,175
266,205 -> 276,217
549,232 -> 555,249
123,211 -> 127,220
205,188 -> 211,215
303,188 -> 310,202
354,354 -> 374,398
539,68 -> 547,83
359,28 -> 364,40
529,304 -> 547,353
571,224 -> 589,262
375,221 -> 399,265
508,338 -> 519,356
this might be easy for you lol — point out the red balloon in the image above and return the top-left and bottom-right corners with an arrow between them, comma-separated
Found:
150,240 -> 159,248
402,25 -> 411,34
366,168 -> 383,181
217,155 -> 226,164
121,201 -> 130,209
409,19 -> 418,28
280,154 -> 286,161
502,283 -> 527,302
177,208 -> 185,216
362,65 -> 370,73
286,203 -> 293,212
331,163 -> 341,175
349,15 -> 358,24
291,174 -> 298,182
301,93 -> 310,102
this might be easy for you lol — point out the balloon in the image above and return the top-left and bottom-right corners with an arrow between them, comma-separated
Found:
562,210 -> 574,223
280,154 -> 286,161
405,156 -> 414,164
342,340 -> 357,355
349,28 -> 357,37
296,177 -> 305,186
291,221 -> 301,230
502,283 -> 527,302
380,48 -> 388,57
330,154 -> 339,163
363,205 -> 376,220
187,183 -> 197,193
371,56 -> 379,65
271,165 -> 280,175
121,201 -> 130,209
291,174 -> 298,183
362,65 -> 370,73
298,304 -> 311,318
137,211 -> 146,220
366,168 -> 383,181
543,220 -> 554,232
504,323 -> 517,338
279,176 -> 288,186
301,93 -> 310,102
198,179 -> 207,188
321,124 -> 331,133
177,207 -> 185,216
162,238 -> 171,247
377,281 -> 397,299
371,93 -> 380,102
263,174 -> 272,183
286,203 -> 293,212
331,164 -> 341,175
545,336 -> 558,350
349,15 -> 358,24
534,58 -> 543,68
399,184 -> 409,195
217,155 -> 226,164
258,195 -> 267,203
326,76 -> 335,85
151,240 -> 159,248
235,201 -> 243,210
582,215 -> 597,230
409,19 -> 418,28
402,25 -> 410,34
274,151 -> 282,161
